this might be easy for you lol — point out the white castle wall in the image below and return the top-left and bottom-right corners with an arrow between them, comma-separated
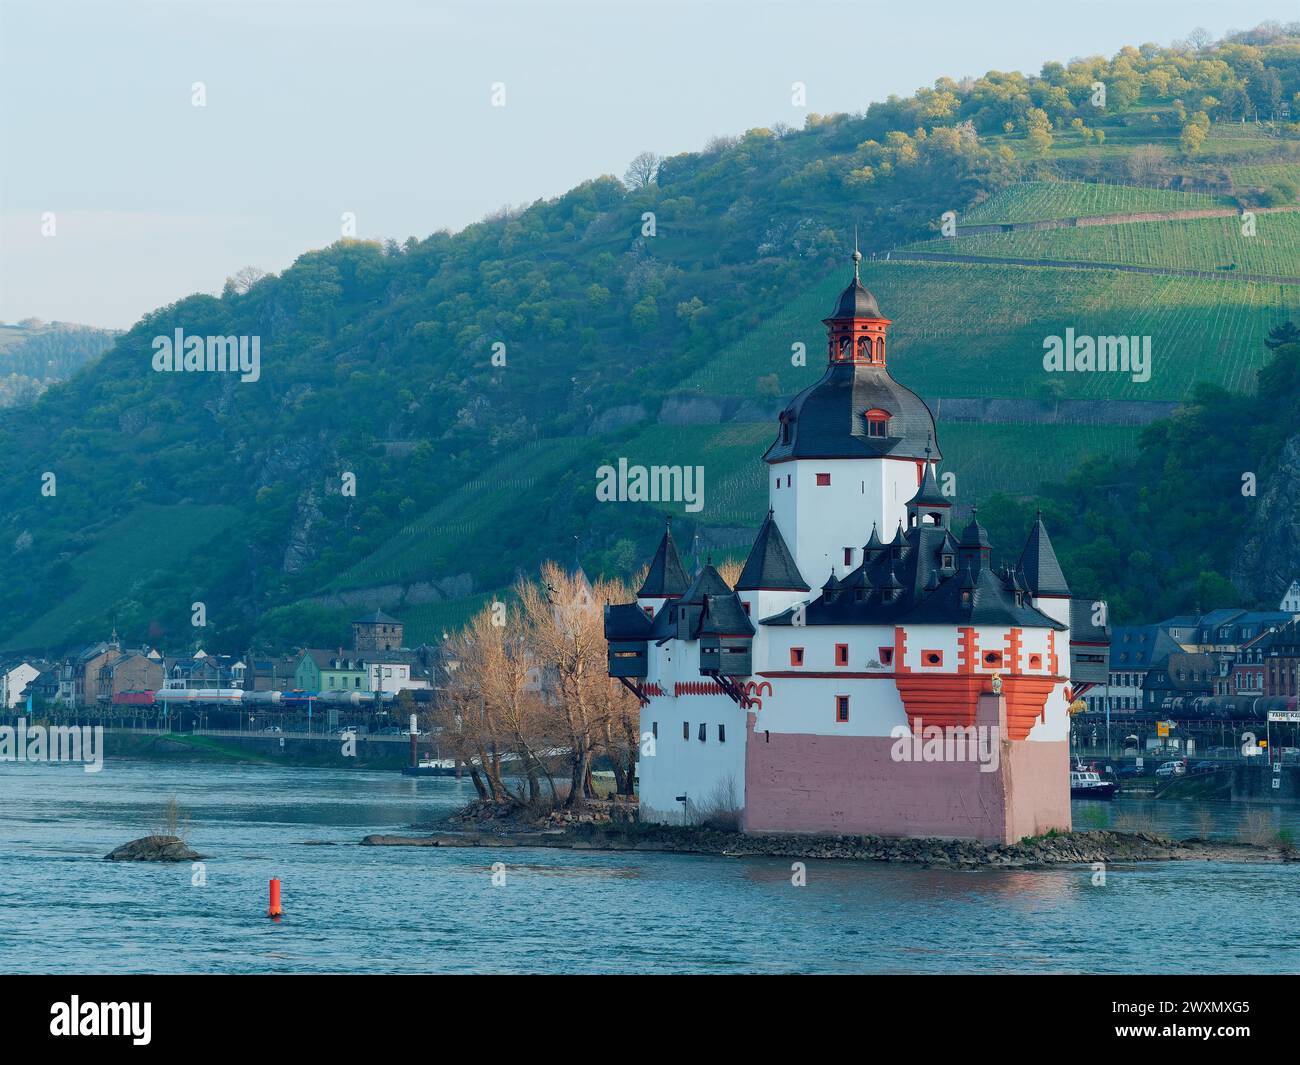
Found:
770,458 -> 920,589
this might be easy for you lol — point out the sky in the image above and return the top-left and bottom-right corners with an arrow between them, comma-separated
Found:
1,0 -> 1296,329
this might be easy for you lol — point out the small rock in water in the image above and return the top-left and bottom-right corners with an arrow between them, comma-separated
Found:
104,835 -> 204,862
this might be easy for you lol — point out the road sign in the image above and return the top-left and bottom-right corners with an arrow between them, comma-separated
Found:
1268,710 -> 1300,723
1157,721 -> 1170,737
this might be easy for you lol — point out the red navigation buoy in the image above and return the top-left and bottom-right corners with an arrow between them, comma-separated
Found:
268,878 -> 282,919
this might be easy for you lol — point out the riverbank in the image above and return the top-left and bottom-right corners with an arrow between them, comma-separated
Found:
362,817 -> 1298,868
101,730 -> 408,769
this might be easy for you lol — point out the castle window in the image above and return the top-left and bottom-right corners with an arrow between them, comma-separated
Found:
835,643 -> 849,667
844,547 -> 853,567
816,473 -> 831,486
864,408 -> 890,438
790,647 -> 805,667
683,721 -> 689,740
879,647 -> 893,666
984,651 -> 1003,668
698,723 -> 707,742
643,606 -> 654,617
857,336 -> 871,361
652,722 -> 658,739
942,554 -> 954,568
742,601 -> 751,616
1029,654 -> 1042,669
922,650 -> 944,667
835,695 -> 850,722
718,724 -> 726,743
838,336 -> 851,359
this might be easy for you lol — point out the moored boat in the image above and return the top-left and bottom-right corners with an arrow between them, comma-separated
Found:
1070,767 -> 1117,800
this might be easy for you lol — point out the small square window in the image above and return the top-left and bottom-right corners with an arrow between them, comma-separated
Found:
742,601 -> 751,615
1028,653 -> 1042,669
922,650 -> 944,667
683,721 -> 689,740
835,643 -> 849,667
816,473 -> 831,486
984,651 -> 1003,668
790,647 -> 805,666
835,695 -> 849,722
643,605 -> 653,616
879,647 -> 893,666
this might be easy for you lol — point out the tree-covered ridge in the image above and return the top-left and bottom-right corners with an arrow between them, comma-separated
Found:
980,326 -> 1300,622
0,29 -> 1298,654
0,321 -> 119,408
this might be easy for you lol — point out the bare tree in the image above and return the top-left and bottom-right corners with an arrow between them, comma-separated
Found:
623,151 -> 661,190
223,266 -> 266,296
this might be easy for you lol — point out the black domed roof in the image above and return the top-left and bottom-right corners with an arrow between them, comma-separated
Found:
829,278 -> 883,320
763,363 -> 941,463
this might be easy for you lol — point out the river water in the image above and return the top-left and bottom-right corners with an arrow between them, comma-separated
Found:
2,759 -> 1298,974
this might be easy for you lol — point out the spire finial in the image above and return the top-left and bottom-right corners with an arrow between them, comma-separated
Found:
852,226 -> 862,280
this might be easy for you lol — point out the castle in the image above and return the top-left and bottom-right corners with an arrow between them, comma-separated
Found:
605,255 -> 1095,843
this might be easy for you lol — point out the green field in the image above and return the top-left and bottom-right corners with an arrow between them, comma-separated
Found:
963,180 -> 1232,224
678,259 -> 1295,403
923,212 -> 1300,278
6,503 -> 241,649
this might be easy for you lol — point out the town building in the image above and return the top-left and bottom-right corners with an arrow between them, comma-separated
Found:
295,649 -> 369,693
605,257 -> 1090,843
1,660 -> 41,709
352,610 -> 404,655
1281,580 -> 1300,615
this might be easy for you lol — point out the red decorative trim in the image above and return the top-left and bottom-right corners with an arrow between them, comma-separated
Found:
894,627 -> 910,675
835,643 -> 849,666
1005,627 -> 1022,675
957,627 -> 977,675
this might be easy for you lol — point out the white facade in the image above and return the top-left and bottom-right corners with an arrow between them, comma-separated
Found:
770,457 -> 923,590
2,662 -> 40,709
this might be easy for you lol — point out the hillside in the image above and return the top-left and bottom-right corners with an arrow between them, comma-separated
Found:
0,320 -> 119,408
2,29 -> 1299,654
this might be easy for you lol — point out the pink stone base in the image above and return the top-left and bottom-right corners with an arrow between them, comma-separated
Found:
742,695 -> 1071,844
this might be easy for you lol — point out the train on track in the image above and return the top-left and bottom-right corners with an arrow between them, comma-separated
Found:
110,688 -> 401,708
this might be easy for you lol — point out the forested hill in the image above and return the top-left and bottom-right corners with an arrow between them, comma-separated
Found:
0,321 -> 118,409
1,28 -> 1299,655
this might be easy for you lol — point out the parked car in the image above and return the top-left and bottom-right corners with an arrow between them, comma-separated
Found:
262,725 -> 282,733
1117,765 -> 1147,778
376,726 -> 402,736
1190,761 -> 1220,774
1155,761 -> 1186,778
336,725 -> 358,736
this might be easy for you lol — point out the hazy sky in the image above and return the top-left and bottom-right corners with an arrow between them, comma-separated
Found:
1,0 -> 1294,329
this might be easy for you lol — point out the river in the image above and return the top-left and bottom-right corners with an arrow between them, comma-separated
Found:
2,759 -> 1298,974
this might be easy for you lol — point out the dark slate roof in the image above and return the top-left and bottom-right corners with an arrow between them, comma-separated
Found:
763,363 -> 940,464
908,457 -> 949,510
735,511 -> 809,592
604,602 -> 652,641
678,563 -> 733,606
353,610 -> 401,625
1070,597 -> 1111,642
637,523 -> 690,598
1109,625 -> 1183,669
760,522 -> 1064,631
1016,515 -> 1069,596
827,277 -> 883,320
959,516 -> 990,549
700,594 -> 756,637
